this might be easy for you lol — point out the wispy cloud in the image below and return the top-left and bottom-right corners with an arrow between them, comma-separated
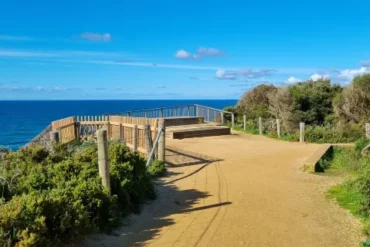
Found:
175,47 -> 224,60
216,69 -> 237,80
0,49 -> 129,59
197,47 -> 224,57
0,50 -> 56,57
0,35 -> 34,41
215,68 -> 275,80
0,86 -> 82,93
79,32 -> 112,42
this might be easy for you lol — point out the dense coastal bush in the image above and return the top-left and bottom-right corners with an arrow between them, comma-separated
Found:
0,142 -> 166,246
230,74 -> 370,143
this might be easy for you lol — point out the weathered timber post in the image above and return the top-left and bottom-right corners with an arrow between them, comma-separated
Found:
160,108 -> 164,118
174,107 -> 177,117
97,129 -> 111,193
133,125 -> 138,152
300,122 -> 305,143
276,119 -> 281,138
231,113 -> 235,128
207,108 -> 210,122
187,105 -> 190,116
366,123 -> 370,139
221,112 -> 224,125
158,119 -> 166,162
50,131 -> 60,143
145,111 -> 148,118
259,117 -> 263,135
75,121 -> 80,143
243,115 -> 247,130
144,125 -> 153,158
195,105 -> 199,116
119,123 -> 123,140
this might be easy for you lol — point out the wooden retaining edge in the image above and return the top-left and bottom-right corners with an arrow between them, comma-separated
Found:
302,144 -> 333,173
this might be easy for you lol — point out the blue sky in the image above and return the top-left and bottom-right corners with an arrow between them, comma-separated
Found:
1,0 -> 370,100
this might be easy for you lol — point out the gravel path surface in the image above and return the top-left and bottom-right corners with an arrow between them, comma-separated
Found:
86,131 -> 362,247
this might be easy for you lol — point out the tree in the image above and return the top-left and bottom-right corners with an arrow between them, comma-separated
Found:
236,84 -> 277,120
289,79 -> 342,125
334,74 -> 370,123
268,87 -> 297,131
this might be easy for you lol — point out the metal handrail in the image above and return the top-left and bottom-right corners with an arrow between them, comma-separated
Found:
146,127 -> 163,167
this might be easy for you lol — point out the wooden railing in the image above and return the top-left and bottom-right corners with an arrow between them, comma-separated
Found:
44,116 -> 160,155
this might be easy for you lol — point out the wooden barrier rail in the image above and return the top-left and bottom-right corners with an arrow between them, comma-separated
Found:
49,116 -> 160,156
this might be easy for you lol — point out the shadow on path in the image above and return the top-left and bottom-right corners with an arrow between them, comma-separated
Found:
82,148 -> 230,247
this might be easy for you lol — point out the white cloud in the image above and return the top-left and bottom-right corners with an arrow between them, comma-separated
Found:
175,47 -> 224,60
174,49 -> 200,60
175,49 -> 192,59
197,47 -> 224,56
339,67 -> 369,81
286,76 -> 301,84
310,73 -> 330,81
79,32 -> 111,42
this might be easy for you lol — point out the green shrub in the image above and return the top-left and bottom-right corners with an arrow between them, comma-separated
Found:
0,142 -> 155,246
148,160 -> 167,178
356,137 -> 370,153
361,239 -> 370,247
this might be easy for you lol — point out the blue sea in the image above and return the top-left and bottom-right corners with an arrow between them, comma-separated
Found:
0,100 -> 236,150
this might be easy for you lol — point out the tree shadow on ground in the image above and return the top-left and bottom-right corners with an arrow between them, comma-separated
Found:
81,148 -> 230,247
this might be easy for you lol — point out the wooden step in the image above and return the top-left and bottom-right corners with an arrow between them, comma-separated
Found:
168,126 -> 230,139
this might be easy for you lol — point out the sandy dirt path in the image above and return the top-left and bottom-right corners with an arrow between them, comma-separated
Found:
86,131 -> 362,247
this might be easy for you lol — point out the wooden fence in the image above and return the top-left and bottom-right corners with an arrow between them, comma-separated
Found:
48,115 -> 159,155
51,117 -> 77,143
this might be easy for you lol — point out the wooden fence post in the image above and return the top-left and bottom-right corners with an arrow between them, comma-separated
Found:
366,123 -> 370,139
75,122 -> 80,143
97,129 -> 111,193
276,119 -> 281,138
145,111 -> 148,118
231,113 -> 235,128
300,122 -> 305,143
207,108 -> 210,122
160,108 -> 164,118
158,119 -> 166,162
133,125 -> 138,151
187,105 -> 190,116
221,112 -> 224,125
119,123 -> 123,140
243,115 -> 247,130
144,125 -> 153,158
50,131 -> 60,143
259,117 -> 263,135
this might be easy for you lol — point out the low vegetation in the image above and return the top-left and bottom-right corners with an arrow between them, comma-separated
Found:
325,138 -> 370,246
0,141 -> 166,246
226,74 -> 370,143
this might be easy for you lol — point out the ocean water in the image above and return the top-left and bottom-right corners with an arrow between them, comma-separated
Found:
0,100 -> 236,150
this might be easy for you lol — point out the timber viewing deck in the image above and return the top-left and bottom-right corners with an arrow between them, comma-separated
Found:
23,104 -> 363,247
